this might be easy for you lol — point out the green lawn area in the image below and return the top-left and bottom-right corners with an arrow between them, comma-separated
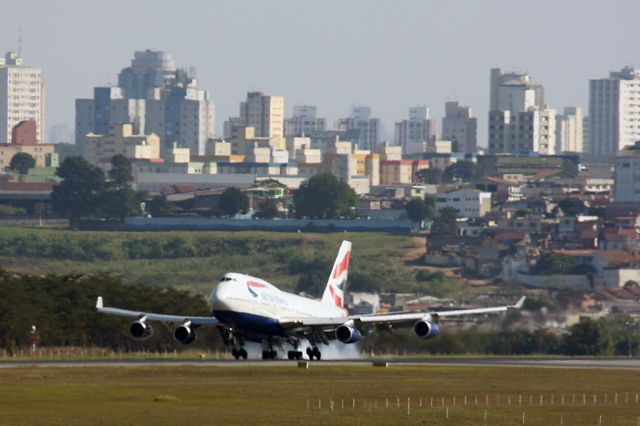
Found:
0,364 -> 638,425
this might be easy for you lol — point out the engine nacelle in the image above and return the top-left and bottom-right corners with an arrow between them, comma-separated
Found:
174,323 -> 197,345
413,319 -> 440,339
335,322 -> 362,344
129,320 -> 153,340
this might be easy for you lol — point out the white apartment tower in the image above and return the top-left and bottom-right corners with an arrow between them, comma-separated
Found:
338,106 -> 383,151
0,52 -> 45,144
441,101 -> 478,153
488,68 -> 555,155
589,67 -> 640,159
284,105 -> 326,137
394,106 -> 436,155
225,92 -> 285,149
555,107 -> 583,154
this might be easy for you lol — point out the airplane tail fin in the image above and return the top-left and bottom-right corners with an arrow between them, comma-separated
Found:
321,240 -> 351,309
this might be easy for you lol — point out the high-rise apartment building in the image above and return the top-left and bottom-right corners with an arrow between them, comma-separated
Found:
337,106 -> 383,151
488,68 -> 555,155
555,107 -> 583,154
0,52 -> 45,144
589,67 -> 640,159
490,68 -> 544,112
76,50 -> 214,157
441,101 -> 477,153
489,108 -> 556,155
613,141 -> 640,203
394,106 -> 436,156
284,105 -> 326,137
118,50 -> 177,99
225,92 -> 284,149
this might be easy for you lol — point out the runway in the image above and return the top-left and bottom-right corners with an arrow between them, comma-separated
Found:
2,357 -> 640,369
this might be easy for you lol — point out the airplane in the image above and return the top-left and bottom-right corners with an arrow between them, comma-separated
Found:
96,240 -> 525,360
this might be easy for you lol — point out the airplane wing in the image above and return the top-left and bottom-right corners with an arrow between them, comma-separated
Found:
95,297 -> 219,326
279,297 -> 525,329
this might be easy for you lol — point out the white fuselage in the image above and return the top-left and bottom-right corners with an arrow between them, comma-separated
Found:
209,273 -> 346,328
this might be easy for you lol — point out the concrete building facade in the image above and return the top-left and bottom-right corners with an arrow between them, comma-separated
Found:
435,188 -> 492,218
613,141 -> 640,203
0,52 -> 45,144
83,123 -> 160,168
284,105 -> 326,137
589,67 -> 640,159
394,106 -> 437,156
338,106 -> 383,150
556,107 -> 584,154
441,101 -> 477,154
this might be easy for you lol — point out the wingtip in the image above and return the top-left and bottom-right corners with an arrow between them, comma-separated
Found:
96,296 -> 103,309
513,296 -> 526,309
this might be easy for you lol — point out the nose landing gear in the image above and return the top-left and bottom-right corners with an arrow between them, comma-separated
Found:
231,347 -> 248,360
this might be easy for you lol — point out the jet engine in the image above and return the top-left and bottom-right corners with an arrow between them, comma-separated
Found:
413,318 -> 440,339
129,320 -> 153,340
174,322 -> 197,344
335,321 -> 362,344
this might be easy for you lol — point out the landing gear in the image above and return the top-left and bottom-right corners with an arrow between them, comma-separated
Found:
262,349 -> 277,360
287,350 -> 303,360
306,346 -> 321,360
231,347 -> 248,360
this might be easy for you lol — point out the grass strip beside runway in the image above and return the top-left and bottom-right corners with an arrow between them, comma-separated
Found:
0,364 -> 639,425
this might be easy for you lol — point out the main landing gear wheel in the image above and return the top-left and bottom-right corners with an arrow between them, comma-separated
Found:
232,348 -> 248,360
262,350 -> 277,360
287,350 -> 303,360
306,347 -> 321,360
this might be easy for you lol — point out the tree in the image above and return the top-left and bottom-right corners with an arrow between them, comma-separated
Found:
416,168 -> 443,184
9,152 -> 36,175
430,207 -> 458,236
405,198 -> 428,223
442,161 -> 477,183
148,195 -> 179,217
219,187 -> 249,217
531,252 -> 579,275
108,154 -> 134,186
565,318 -> 607,355
293,173 -> 357,219
51,157 -> 105,220
101,155 -> 140,221
255,199 -> 279,219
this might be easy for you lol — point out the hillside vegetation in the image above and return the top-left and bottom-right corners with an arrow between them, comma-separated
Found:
0,228 -> 468,297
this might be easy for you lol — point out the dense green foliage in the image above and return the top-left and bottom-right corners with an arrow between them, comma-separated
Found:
531,253 -> 579,275
51,156 -> 141,221
442,160 -> 478,183
430,206 -> 459,236
0,229 -> 425,295
293,173 -> 357,219
415,168 -> 443,184
9,152 -> 36,174
405,198 -> 433,223
219,187 -> 249,217
52,157 -> 105,220
0,270 -> 213,354
362,316 -> 640,357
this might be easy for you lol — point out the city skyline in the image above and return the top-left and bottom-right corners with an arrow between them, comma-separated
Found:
1,0 -> 638,145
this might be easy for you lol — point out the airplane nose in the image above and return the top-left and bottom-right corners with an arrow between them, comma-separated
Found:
210,283 -> 229,310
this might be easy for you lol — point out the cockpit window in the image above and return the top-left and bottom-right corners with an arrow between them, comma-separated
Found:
220,276 -> 235,282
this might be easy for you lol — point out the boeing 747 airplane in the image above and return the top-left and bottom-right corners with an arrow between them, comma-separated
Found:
96,240 -> 524,360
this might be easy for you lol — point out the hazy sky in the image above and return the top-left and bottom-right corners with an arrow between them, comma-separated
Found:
1,0 -> 639,146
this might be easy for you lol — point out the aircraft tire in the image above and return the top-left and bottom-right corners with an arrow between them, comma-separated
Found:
240,348 -> 248,360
